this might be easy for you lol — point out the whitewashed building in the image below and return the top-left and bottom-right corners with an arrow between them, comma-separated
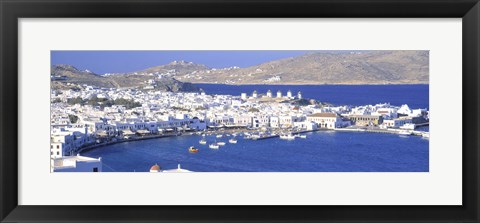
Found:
306,113 -> 347,129
51,154 -> 102,172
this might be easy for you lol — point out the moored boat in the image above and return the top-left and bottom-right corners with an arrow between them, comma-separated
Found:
217,142 -> 226,146
421,132 -> 430,139
296,134 -> 307,139
199,139 -> 207,144
400,123 -> 416,130
398,130 -> 412,136
188,146 -> 199,153
251,134 -> 261,140
209,143 -> 220,149
280,133 -> 296,140
229,138 -> 238,144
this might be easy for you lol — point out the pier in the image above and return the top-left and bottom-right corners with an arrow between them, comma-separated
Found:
76,133 -> 178,154
251,135 -> 279,140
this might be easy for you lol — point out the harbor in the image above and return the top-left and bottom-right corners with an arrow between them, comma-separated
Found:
82,129 -> 429,172
49,50 -> 429,173
50,82 -> 429,172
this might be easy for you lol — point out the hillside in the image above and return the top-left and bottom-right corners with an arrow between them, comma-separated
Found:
51,51 -> 429,90
173,51 -> 429,85
51,64 -> 198,92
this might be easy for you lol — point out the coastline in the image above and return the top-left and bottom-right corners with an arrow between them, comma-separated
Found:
192,83 -> 429,86
79,124 -> 429,155
77,134 -> 178,154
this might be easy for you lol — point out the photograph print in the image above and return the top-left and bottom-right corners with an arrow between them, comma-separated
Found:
50,50 -> 429,172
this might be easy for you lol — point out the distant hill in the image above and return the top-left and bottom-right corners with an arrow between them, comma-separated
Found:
131,60 -> 211,76
172,51 -> 429,85
51,51 -> 429,91
51,64 -> 198,92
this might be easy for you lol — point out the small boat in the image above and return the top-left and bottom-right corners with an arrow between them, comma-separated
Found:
209,143 -> 220,149
217,142 -> 226,146
229,138 -> 238,144
421,132 -> 430,139
216,134 -> 223,138
280,134 -> 296,140
251,134 -> 261,140
398,130 -> 412,136
199,139 -> 207,144
188,146 -> 199,153
296,134 -> 307,139
400,123 -> 416,130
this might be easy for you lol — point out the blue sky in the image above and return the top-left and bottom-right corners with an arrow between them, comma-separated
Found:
51,50 -> 326,74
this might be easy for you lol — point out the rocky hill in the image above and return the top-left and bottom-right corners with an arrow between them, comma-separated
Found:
173,51 -> 429,85
51,51 -> 429,91
131,60 -> 211,76
51,64 -> 198,92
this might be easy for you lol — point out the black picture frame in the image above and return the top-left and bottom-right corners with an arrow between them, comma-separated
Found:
1,0 -> 479,222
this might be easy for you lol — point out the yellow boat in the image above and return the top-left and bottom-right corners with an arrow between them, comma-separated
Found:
188,146 -> 199,153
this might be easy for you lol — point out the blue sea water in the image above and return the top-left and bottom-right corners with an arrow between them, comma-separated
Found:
82,131 -> 429,172
196,84 -> 429,109
82,84 -> 429,172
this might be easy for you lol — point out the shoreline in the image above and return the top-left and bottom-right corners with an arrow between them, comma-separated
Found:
193,83 -> 429,86
78,125 -> 428,155
77,134 -> 178,154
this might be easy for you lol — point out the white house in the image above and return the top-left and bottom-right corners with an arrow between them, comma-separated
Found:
241,93 -> 247,100
51,154 -> 102,172
382,117 -> 413,128
306,113 -> 347,129
293,121 -> 318,131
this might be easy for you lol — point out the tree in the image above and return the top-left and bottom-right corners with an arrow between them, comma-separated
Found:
67,97 -> 85,105
113,98 -> 141,109
68,114 -> 79,124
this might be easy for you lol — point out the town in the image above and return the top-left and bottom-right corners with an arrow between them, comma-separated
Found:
50,85 -> 429,172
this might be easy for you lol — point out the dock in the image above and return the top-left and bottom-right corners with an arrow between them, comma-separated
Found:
335,127 -> 427,136
251,135 -> 279,140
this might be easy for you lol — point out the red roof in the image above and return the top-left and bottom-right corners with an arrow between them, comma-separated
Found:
150,164 -> 161,171
308,113 -> 337,118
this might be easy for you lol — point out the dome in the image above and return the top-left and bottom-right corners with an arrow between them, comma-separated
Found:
150,164 -> 161,172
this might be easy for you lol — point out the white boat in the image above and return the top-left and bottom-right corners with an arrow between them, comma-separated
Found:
296,134 -> 307,139
280,134 -> 296,140
209,143 -> 220,149
229,138 -> 238,144
217,142 -> 226,146
400,123 -> 416,130
421,132 -> 430,139
251,134 -> 261,140
398,130 -> 412,136
216,134 -> 223,138
199,139 -> 207,145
